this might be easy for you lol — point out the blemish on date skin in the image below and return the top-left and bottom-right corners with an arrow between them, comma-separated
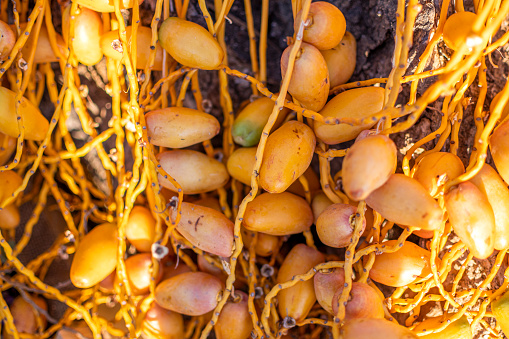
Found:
194,216 -> 203,231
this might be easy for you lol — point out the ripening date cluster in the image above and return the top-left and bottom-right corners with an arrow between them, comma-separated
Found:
1,0 -> 509,338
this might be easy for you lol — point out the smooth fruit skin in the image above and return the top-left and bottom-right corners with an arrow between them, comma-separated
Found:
490,120 -> 509,185
286,166 -> 321,198
226,147 -> 256,185
470,164 -> 509,250
141,303 -> 184,339
101,26 -> 165,70
311,192 -> 333,224
331,282 -> 385,320
157,150 -> 229,194
0,170 -> 22,203
197,254 -> 226,279
55,322 -> 93,339
492,291 -> 509,337
341,318 -> 418,339
413,315 -> 472,339
0,20 -> 15,61
243,192 -> 313,236
413,228 -> 435,239
74,0 -> 145,12
125,206 -> 156,253
490,91 -> 509,124
0,204 -> 20,229
0,170 -> 21,229
320,31 -> 356,87
444,181 -> 495,259
193,197 -> 223,212
342,134 -> 397,201
214,291 -> 253,339
160,261 -> 192,281
254,233 -> 280,257
314,87 -> 385,145
146,107 -> 220,148
369,240 -> 435,287
21,24 -> 67,63
98,271 -> 116,293
158,17 -> 224,70
366,174 -> 443,231
295,2 -> 346,50
259,120 -> 316,193
232,97 -> 289,147
242,230 -> 280,257
0,132 -> 16,166
277,244 -> 324,322
313,268 -> 345,314
316,203 -> 365,248
412,152 -> 465,194
0,87 -> 49,141
121,253 -> 162,295
63,6 -> 103,66
155,272 -> 223,316
281,42 -> 329,112
10,295 -> 47,334
242,229 -> 280,257
443,11 -> 478,52
172,202 -> 234,257
70,223 -> 118,288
